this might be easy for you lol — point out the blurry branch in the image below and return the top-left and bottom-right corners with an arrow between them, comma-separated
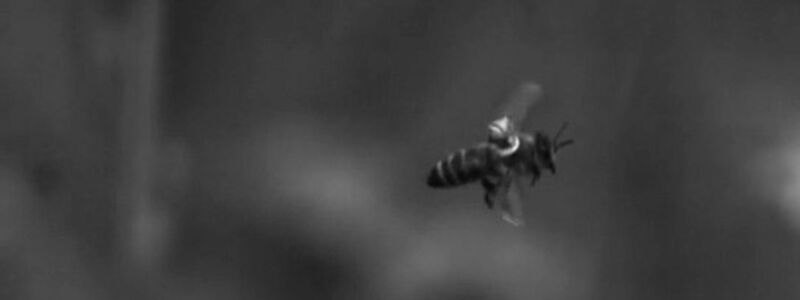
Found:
114,0 -> 167,275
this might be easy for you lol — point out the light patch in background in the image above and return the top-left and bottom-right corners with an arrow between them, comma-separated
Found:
249,115 -> 405,241
757,124 -> 800,233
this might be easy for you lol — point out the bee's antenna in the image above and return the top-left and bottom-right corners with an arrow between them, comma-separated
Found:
556,139 -> 574,151
553,122 -> 574,152
554,122 -> 569,142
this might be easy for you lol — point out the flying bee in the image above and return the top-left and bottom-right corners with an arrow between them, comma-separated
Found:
426,82 -> 574,226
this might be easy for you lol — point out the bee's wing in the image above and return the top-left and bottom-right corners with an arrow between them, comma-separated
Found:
491,176 -> 525,226
494,82 -> 543,131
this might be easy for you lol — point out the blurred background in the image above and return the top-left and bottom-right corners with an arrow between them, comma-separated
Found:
2,0 -> 800,299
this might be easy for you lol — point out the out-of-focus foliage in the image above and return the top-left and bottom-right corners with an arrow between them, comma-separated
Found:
3,0 -> 800,299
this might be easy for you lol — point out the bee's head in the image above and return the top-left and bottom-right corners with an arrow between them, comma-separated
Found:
535,122 -> 574,174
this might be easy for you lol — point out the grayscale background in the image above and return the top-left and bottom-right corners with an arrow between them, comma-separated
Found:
2,0 -> 800,299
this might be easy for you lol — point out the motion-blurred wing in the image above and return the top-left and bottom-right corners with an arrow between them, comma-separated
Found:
495,82 -> 543,131
488,177 -> 525,226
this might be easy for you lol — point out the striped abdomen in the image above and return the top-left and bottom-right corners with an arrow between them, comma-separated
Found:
427,145 -> 494,187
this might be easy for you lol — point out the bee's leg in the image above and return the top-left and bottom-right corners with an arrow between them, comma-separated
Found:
483,193 -> 494,209
481,178 -> 495,209
531,169 -> 541,186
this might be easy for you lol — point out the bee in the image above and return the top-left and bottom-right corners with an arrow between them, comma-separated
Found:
426,82 -> 574,226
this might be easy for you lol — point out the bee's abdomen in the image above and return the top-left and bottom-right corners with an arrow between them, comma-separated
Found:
427,147 -> 490,188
